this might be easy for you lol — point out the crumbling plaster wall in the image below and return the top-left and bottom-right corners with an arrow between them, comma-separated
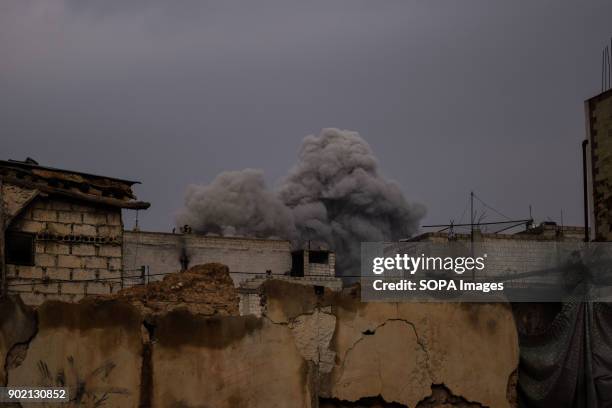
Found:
152,311 -> 312,407
2,279 -> 518,408
7,299 -> 143,408
0,296 -> 37,386
263,282 -> 518,408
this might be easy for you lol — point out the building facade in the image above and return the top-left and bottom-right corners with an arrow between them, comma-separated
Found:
123,230 -> 294,286
585,88 -> 612,241
122,231 -> 341,316
407,222 -> 586,285
0,159 -> 149,305
1,159 -> 341,310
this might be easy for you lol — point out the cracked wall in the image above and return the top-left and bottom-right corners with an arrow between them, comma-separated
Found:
0,296 -> 37,386
7,299 -> 143,408
262,281 -> 518,408
152,310 -> 311,407
326,301 -> 517,407
0,279 -> 518,408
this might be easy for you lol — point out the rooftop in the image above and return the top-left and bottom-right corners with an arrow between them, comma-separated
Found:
407,222 -> 586,242
0,158 -> 150,210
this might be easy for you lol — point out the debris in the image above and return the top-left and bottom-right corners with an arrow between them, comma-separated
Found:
108,263 -> 239,317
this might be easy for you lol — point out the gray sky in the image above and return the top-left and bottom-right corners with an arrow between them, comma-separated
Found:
2,0 -> 611,234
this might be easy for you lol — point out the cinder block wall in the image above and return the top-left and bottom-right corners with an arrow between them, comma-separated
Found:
123,231 -> 293,286
304,251 -> 336,277
6,197 -> 123,305
415,235 -> 584,284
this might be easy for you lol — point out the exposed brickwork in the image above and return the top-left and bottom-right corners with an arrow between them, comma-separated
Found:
5,195 -> 123,305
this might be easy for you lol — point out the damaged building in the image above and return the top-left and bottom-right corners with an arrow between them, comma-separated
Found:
0,159 -> 341,308
585,87 -> 612,241
0,158 -> 150,305
123,231 -> 341,315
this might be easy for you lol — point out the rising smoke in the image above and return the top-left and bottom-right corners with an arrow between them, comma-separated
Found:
176,128 -> 425,274
177,169 -> 296,239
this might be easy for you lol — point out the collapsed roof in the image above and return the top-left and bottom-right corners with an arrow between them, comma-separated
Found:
0,158 -> 150,210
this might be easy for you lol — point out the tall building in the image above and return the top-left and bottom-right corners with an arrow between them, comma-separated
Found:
585,88 -> 612,240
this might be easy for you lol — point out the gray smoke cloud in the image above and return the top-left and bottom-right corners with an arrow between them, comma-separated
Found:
177,169 -> 296,239
176,128 -> 426,273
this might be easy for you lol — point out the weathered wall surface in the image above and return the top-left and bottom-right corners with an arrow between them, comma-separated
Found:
263,282 -> 518,408
2,278 -> 518,408
7,300 -> 143,408
6,196 -> 123,305
413,234 -> 584,286
0,296 -> 36,386
123,231 -> 293,285
152,311 -> 312,407
587,89 -> 612,240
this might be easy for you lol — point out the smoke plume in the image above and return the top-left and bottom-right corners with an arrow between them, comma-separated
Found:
177,169 -> 296,239
176,128 -> 425,274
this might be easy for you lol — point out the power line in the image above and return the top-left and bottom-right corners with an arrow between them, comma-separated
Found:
6,269 -> 355,288
472,193 -> 512,221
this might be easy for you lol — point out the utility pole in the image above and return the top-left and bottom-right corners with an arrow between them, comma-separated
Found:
470,191 -> 475,281
470,191 -> 474,244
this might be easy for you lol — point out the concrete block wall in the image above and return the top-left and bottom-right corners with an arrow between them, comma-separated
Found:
239,293 -> 263,317
305,252 -> 336,277
6,197 -> 123,305
588,90 -> 612,240
123,231 -> 293,286
411,235 -> 585,286
474,240 -> 564,281
238,274 -> 343,316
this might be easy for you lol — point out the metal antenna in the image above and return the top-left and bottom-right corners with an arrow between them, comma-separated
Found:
470,191 -> 474,244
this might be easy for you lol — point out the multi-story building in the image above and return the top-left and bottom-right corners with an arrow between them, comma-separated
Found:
1,158 -> 341,309
585,88 -> 612,241
0,158 -> 149,305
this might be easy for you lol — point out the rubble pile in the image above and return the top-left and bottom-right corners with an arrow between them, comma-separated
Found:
111,263 -> 239,316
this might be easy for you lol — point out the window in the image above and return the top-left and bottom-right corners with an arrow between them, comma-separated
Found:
308,251 -> 329,264
5,231 -> 35,266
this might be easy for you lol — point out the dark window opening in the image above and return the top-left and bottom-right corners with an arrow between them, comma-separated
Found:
5,232 -> 35,266
308,251 -> 329,264
291,252 -> 304,277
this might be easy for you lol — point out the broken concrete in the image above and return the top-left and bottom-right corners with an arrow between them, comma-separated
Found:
319,384 -> 486,407
0,277 -> 518,408
289,308 -> 337,374
111,263 -> 240,317
262,282 -> 518,408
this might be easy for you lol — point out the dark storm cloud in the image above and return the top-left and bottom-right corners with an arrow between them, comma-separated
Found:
1,0 -> 612,234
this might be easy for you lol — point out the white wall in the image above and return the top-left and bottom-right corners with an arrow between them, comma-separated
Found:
123,231 -> 293,286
